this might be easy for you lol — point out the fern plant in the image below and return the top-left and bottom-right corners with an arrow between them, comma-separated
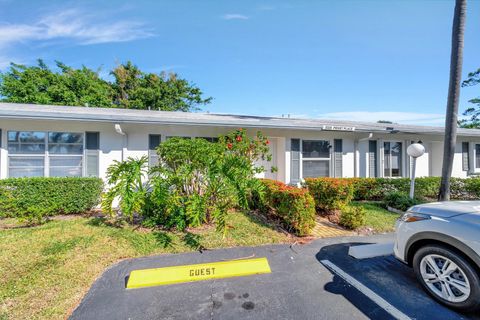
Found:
102,156 -> 148,222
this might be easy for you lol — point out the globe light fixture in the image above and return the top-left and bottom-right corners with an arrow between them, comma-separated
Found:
407,143 -> 426,199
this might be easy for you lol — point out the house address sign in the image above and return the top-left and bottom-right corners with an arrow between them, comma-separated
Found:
321,125 -> 356,132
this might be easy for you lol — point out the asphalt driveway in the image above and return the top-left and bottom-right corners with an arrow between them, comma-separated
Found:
70,234 -> 479,320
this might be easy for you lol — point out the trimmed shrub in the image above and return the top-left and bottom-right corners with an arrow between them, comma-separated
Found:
253,179 -> 316,236
0,177 -> 104,224
464,177 -> 480,199
349,178 -> 379,200
344,177 -> 480,201
339,205 -> 366,230
302,178 -> 355,213
384,191 -> 420,212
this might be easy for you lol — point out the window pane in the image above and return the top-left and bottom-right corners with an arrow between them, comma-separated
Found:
149,134 -> 161,150
8,131 -> 46,154
384,142 -> 391,177
9,157 -> 44,167
149,153 -> 160,167
49,155 -> 83,177
8,143 -> 45,154
8,131 -> 45,143
291,139 -> 300,152
86,152 -> 99,177
50,156 -> 83,167
50,167 -> 82,177
199,137 -> 219,143
9,167 -> 44,178
302,140 -> 330,158
48,144 -> 83,154
391,142 -> 402,177
476,144 -> 480,168
384,142 -> 402,177
303,160 -> 329,178
48,132 -> 83,144
8,156 -> 44,178
86,132 -> 100,149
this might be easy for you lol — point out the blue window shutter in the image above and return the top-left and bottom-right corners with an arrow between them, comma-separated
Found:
334,139 -> 343,177
290,139 -> 300,183
462,142 -> 470,171
368,140 -> 377,177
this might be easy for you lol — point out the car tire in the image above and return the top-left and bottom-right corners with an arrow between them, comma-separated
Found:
413,245 -> 480,312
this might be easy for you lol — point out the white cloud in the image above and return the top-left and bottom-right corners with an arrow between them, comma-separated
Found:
0,8 -> 153,49
317,111 -> 448,126
222,14 -> 249,20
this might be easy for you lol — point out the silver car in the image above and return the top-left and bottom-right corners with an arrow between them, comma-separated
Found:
394,201 -> 480,312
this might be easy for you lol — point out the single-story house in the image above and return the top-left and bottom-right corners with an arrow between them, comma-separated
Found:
0,103 -> 479,184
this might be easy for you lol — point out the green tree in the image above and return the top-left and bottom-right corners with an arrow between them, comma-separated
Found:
459,68 -> 480,128
110,61 -> 212,111
0,60 -> 113,107
0,60 -> 212,112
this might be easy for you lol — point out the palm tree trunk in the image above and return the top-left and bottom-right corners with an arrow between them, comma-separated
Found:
439,0 -> 467,201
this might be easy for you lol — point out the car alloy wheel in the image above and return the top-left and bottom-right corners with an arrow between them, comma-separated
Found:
419,254 -> 471,303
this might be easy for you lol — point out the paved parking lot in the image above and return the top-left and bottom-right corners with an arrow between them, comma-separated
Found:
71,234 -> 479,320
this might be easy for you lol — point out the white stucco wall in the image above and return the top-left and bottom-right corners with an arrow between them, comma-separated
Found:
0,118 -> 478,183
414,142 -> 430,177
430,141 -> 444,176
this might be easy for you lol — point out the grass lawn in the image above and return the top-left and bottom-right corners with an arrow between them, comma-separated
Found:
352,201 -> 401,233
0,211 -> 291,320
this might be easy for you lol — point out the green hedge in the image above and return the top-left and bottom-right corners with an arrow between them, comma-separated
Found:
0,177 -> 104,224
347,177 -> 480,200
252,179 -> 316,236
301,177 -> 480,215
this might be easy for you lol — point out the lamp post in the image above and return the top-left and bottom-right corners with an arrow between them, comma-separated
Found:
407,143 -> 426,199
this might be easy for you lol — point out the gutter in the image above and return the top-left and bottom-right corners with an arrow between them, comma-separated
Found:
0,114 -> 469,136
114,124 -> 127,162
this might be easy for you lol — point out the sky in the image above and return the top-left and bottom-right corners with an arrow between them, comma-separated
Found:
0,0 -> 479,126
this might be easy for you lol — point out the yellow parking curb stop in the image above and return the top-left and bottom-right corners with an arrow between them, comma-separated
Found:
126,257 -> 271,289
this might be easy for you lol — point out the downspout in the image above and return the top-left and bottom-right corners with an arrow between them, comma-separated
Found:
114,124 -> 127,162
354,133 -> 373,177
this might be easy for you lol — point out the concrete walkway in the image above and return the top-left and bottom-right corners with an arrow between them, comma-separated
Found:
311,216 -> 354,238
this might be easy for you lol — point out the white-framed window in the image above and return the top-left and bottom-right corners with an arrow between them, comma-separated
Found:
301,140 -> 331,178
383,141 -> 403,177
7,131 -> 84,178
473,144 -> 480,171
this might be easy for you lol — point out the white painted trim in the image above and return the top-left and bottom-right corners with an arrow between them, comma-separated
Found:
472,143 -> 480,174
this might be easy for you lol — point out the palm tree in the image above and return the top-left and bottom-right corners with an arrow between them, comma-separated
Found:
439,0 -> 467,201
